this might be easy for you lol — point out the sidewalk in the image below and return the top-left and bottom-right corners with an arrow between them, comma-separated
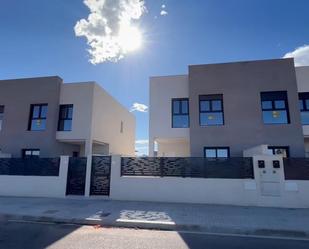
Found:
1,196 -> 309,238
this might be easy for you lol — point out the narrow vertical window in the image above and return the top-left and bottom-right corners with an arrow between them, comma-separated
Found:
58,104 -> 73,131
199,94 -> 224,126
120,121 -> 124,133
172,98 -> 189,128
260,91 -> 290,124
28,104 -> 48,131
298,93 -> 309,125
0,105 -> 4,131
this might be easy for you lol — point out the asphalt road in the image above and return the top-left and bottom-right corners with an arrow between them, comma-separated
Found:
1,220 -> 309,249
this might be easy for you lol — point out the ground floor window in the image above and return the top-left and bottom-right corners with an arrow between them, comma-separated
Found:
204,147 -> 230,158
72,151 -> 79,157
268,146 -> 289,158
22,149 -> 40,158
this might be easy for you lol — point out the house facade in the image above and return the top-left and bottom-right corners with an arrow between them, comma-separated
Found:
149,58 -> 309,158
0,76 -> 135,158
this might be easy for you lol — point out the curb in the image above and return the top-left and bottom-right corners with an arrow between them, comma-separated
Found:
1,213 -> 309,239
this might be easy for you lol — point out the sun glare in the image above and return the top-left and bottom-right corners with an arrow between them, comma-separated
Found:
118,26 -> 142,52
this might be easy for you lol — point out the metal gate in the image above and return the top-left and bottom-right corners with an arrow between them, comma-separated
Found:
90,156 -> 111,196
66,157 -> 87,195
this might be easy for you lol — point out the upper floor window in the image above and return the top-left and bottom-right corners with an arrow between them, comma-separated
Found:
260,91 -> 290,124
204,147 -> 230,158
268,146 -> 289,158
299,93 -> 309,125
28,104 -> 47,131
172,98 -> 189,128
199,94 -> 224,126
58,104 -> 73,131
0,105 -> 4,131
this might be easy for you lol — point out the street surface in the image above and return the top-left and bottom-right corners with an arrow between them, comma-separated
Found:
1,220 -> 309,249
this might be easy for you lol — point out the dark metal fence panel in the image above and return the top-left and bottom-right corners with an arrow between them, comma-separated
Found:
121,157 -> 161,176
66,157 -> 87,196
121,157 -> 254,179
283,158 -> 309,180
90,156 -> 111,196
0,158 -> 60,176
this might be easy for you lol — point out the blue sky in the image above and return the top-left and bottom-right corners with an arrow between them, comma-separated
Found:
1,0 -> 309,155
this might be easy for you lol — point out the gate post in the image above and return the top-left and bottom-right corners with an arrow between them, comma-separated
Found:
84,155 -> 92,197
60,156 -> 69,197
109,155 -> 121,198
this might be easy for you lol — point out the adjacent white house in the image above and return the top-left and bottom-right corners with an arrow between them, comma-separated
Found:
0,76 -> 135,157
149,58 -> 309,158
149,75 -> 190,157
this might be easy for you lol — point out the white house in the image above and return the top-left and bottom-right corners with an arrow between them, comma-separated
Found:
0,76 -> 135,157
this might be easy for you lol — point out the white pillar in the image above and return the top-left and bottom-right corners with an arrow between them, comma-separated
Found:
109,155 -> 121,199
84,155 -> 92,197
85,139 -> 93,156
149,137 -> 155,156
59,156 -> 69,197
84,139 -> 93,197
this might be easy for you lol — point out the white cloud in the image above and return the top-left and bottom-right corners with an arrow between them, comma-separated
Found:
135,139 -> 149,145
160,10 -> 168,16
75,0 -> 146,64
130,102 -> 148,112
161,4 -> 166,8
283,45 -> 309,66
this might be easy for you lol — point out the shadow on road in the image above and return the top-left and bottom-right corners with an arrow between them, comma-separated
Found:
0,220 -> 81,249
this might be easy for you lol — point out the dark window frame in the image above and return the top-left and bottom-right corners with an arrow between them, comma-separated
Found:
199,94 -> 224,126
58,104 -> 73,131
299,92 -> 309,125
72,151 -> 79,157
22,149 -> 40,158
0,105 -> 4,130
28,104 -> 48,131
171,98 -> 189,128
268,146 -> 290,158
204,146 -> 230,158
260,91 -> 290,124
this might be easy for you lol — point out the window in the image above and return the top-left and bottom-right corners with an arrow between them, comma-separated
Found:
120,121 -> 124,133
204,147 -> 230,158
299,93 -> 309,125
260,91 -> 290,124
199,95 -> 224,126
22,149 -> 40,158
28,104 -> 47,131
268,146 -> 289,158
58,105 -> 73,131
172,98 -> 189,128
0,105 -> 4,131
72,151 -> 79,157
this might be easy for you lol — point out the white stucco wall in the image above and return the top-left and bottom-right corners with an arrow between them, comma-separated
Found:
111,155 -> 309,208
157,140 -> 190,157
296,66 -> 309,137
110,156 -> 256,205
149,75 -> 190,156
91,83 -> 135,156
57,82 -> 135,156
296,66 -> 309,92
0,156 -> 68,198
57,82 -> 94,141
